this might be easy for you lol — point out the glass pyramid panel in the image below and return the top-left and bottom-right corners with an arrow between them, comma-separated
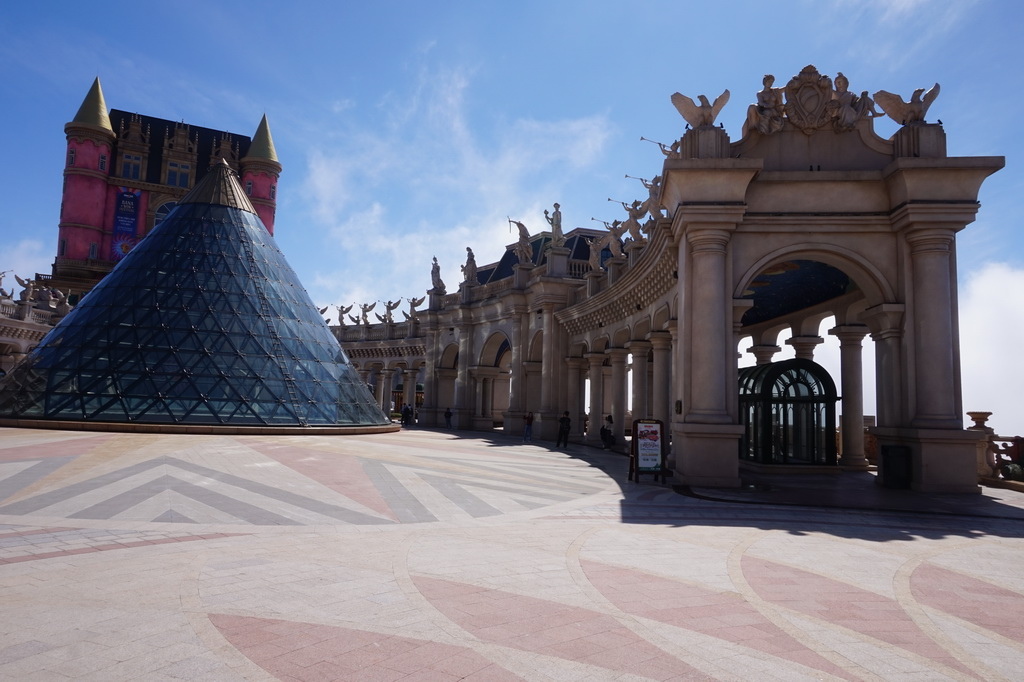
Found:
0,164 -> 388,427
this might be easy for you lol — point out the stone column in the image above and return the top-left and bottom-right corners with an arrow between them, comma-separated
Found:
747,344 -> 781,365
607,348 -> 629,445
566,357 -> 585,437
906,228 -> 961,428
403,367 -> 417,417
649,332 -> 672,426
378,368 -> 394,414
585,353 -> 605,445
830,325 -> 870,469
862,304 -> 905,428
685,229 -> 731,421
455,328 -> 472,429
786,336 -> 824,360
539,305 -> 557,417
627,340 -> 651,420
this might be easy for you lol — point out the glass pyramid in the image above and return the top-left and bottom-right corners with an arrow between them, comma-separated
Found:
0,161 -> 389,427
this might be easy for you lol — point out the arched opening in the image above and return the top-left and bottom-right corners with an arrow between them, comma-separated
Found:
739,358 -> 838,466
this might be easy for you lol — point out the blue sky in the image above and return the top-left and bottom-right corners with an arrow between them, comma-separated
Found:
1,0 -> 1021,434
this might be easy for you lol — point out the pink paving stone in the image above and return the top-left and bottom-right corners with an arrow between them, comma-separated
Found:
209,613 -> 523,681
247,442 -> 398,521
911,562 -> 1024,642
741,555 -> 980,679
580,558 -> 857,680
0,433 -> 117,460
412,574 -> 705,679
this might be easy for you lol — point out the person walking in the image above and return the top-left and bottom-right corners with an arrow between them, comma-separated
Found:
444,407 -> 453,428
522,411 -> 534,442
556,411 -> 571,448
600,414 -> 614,449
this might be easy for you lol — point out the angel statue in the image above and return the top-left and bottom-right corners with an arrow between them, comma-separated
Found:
509,220 -> 534,265
348,314 -> 361,326
383,298 -> 401,323
404,295 -> 426,323
671,89 -> 730,129
336,303 -> 353,326
873,84 -> 940,125
618,200 -> 646,243
359,301 -> 376,325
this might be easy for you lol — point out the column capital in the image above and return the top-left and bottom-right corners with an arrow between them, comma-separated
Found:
565,357 -> 586,370
625,339 -> 651,354
647,331 -> 673,350
828,325 -> 870,345
747,344 -> 781,365
785,335 -> 823,360
605,348 -> 630,363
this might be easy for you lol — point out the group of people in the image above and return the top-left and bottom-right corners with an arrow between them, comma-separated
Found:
520,411 -> 614,449
400,404 -> 415,426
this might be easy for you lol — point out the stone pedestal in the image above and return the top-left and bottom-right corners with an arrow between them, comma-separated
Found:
605,256 -> 627,284
673,423 -> 743,487
680,126 -> 731,159
894,123 -> 947,159
545,247 -> 570,277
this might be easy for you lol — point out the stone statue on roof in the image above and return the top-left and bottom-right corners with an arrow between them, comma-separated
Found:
510,220 -> 534,265
671,90 -> 730,128
336,303 -> 353,326
543,203 -> 565,247
461,248 -> 477,285
359,301 -> 375,325
873,83 -> 940,125
430,256 -> 446,294
744,74 -> 785,136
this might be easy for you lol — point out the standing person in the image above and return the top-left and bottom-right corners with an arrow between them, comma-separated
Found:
601,414 -> 614,449
523,411 -> 534,442
444,407 -> 453,428
556,411 -> 572,448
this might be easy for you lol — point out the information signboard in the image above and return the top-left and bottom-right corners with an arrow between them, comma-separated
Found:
629,419 -> 666,482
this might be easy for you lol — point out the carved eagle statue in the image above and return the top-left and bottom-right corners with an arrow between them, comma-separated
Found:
872,83 -> 940,125
670,89 -> 730,128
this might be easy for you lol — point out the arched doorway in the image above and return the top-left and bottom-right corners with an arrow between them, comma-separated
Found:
739,358 -> 838,466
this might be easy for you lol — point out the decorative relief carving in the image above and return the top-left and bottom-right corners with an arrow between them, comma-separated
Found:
784,65 -> 835,135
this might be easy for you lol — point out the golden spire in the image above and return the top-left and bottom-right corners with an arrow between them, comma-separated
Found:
247,114 -> 278,162
71,77 -> 113,133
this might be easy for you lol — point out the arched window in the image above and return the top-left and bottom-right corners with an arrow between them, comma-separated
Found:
739,358 -> 838,465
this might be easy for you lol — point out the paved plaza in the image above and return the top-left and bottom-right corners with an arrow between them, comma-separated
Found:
1,426 -> 1022,681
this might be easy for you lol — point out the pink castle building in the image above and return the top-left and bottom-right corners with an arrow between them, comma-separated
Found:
44,78 -> 282,302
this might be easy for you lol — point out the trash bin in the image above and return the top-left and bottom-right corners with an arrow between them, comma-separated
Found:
880,445 -> 912,489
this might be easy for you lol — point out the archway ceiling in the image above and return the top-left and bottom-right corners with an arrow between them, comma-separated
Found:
739,260 -> 854,327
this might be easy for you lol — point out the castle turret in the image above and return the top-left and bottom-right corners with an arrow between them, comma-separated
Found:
240,114 -> 282,235
59,78 -> 115,267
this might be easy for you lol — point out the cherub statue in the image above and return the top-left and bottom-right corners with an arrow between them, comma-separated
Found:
336,303 -> 353,326
873,83 -> 940,125
359,301 -> 376,325
543,202 -> 565,247
375,312 -> 387,324
591,219 -> 625,258
430,256 -> 446,294
635,175 -> 665,219
671,89 -> 730,128
53,289 -> 71,316
383,298 -> 401,323
461,247 -> 477,285
348,314 -> 361,326
510,220 -> 533,265
584,237 -> 603,272
618,199 -> 646,243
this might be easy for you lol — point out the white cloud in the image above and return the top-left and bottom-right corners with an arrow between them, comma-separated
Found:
959,262 -> 1024,437
3,240 -> 51,289
298,62 -> 613,306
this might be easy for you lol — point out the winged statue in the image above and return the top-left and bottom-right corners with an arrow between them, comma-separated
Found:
872,84 -> 940,125
336,303 -> 353,326
670,89 -> 730,128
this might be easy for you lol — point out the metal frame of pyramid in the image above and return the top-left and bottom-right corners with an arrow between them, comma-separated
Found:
0,161 -> 396,434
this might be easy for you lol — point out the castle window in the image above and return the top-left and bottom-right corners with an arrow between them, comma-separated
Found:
59,239 -> 66,256
121,154 -> 141,180
88,243 -> 98,260
167,161 -> 191,188
245,180 -> 253,196
68,148 -> 76,166
270,184 -> 276,200
99,154 -> 107,171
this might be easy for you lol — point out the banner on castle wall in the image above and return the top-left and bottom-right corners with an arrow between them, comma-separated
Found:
111,187 -> 141,259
